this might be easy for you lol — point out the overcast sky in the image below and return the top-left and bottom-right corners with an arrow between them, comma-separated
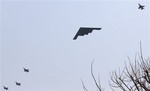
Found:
1,0 -> 149,91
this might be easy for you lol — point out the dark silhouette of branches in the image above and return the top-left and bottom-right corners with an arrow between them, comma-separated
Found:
81,79 -> 89,91
91,61 -> 102,91
81,61 -> 103,91
82,43 -> 149,91
110,43 -> 150,91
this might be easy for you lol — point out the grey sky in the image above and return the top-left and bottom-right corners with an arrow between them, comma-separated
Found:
1,0 -> 149,91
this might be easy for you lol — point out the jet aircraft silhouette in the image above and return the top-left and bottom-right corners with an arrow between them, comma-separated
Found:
3,86 -> 8,90
23,67 -> 29,73
138,3 -> 145,10
73,27 -> 101,40
15,81 -> 21,86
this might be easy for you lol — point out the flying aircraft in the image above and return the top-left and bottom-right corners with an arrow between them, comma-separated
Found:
73,27 -> 101,40
15,81 -> 21,86
138,3 -> 145,10
23,67 -> 29,73
3,86 -> 8,90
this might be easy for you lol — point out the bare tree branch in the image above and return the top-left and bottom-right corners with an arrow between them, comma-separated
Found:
81,79 -> 88,91
91,61 -> 102,91
81,61 -> 103,91
110,43 -> 150,91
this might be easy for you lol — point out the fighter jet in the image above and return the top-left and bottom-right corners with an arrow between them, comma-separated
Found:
15,81 -> 21,86
73,27 -> 101,40
3,86 -> 8,90
138,3 -> 145,10
23,67 -> 29,73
